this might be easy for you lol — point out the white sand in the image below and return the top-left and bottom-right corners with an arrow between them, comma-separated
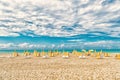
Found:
0,54 -> 120,80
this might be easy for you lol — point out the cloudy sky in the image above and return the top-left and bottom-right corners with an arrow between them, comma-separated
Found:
0,0 -> 120,50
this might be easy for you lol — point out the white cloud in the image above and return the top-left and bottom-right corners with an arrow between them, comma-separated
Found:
0,40 -> 120,49
0,42 -> 48,49
68,39 -> 83,42
82,40 -> 120,49
0,0 -> 120,37
18,43 -> 29,48
0,29 -> 19,36
0,43 -> 13,49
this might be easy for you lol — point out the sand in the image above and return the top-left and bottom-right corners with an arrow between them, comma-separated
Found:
0,54 -> 120,80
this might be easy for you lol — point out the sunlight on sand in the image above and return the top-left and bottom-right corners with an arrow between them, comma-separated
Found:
0,50 -> 120,80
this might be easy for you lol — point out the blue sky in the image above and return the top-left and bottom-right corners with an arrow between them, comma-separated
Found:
0,0 -> 120,50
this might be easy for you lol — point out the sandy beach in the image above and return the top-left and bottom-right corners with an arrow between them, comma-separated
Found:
0,54 -> 120,80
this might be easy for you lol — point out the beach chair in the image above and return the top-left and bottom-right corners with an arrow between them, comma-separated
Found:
90,53 -> 96,57
6,54 -> 14,58
42,55 -> 49,59
41,51 -> 49,59
79,54 -> 86,59
96,53 -> 104,59
62,52 -> 69,59
24,56 -> 31,59
0,54 -> 14,58
0,56 -> 5,58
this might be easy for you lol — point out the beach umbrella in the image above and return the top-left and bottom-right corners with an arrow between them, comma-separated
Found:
24,51 -> 30,56
41,50 -> 49,59
41,50 -> 46,56
100,50 -> 103,53
13,50 -> 19,57
89,49 -> 94,52
94,50 -> 96,53
91,50 -> 97,57
96,51 -> 104,59
80,49 -> 87,57
55,50 -> 59,55
62,52 -> 69,59
82,49 -> 87,55
33,50 -> 40,57
82,49 -> 86,53
115,54 -> 120,59
87,49 -> 94,56
96,54 -> 103,59
48,50 -> 54,57
48,50 -> 51,57
79,50 -> 86,59
72,49 -> 77,55
104,53 -> 110,57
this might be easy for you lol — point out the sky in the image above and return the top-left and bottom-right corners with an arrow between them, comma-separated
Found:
0,0 -> 120,50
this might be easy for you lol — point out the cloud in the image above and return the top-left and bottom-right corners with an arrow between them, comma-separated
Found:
0,0 -> 120,38
0,43 -> 13,49
0,28 -> 19,36
0,42 -> 47,49
83,40 -> 120,49
18,43 -> 29,48
0,40 -> 120,50
64,40 -> 120,49
67,39 -> 83,42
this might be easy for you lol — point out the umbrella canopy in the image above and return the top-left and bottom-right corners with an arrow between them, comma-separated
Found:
89,49 -> 94,52
82,49 -> 86,52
